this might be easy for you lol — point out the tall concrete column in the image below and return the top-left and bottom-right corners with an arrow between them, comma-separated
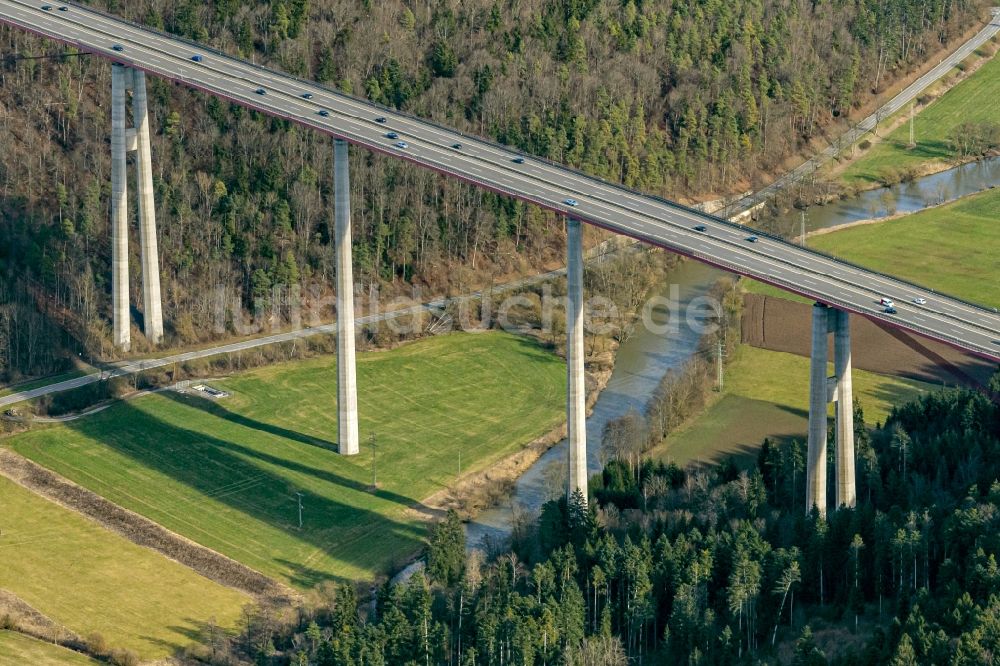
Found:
834,309 -> 856,508
110,64 -> 130,352
806,303 -> 829,516
566,218 -> 587,502
334,139 -> 360,456
131,69 -> 163,344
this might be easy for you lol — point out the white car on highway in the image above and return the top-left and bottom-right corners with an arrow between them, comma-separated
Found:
912,297 -> 927,305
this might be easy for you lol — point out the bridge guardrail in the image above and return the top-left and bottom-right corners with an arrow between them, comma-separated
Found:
31,2 -> 1000,325
682,248 -> 986,356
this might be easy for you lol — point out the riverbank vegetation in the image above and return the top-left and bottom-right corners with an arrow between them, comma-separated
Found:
164,373 -> 1000,665
809,188 -> 1000,309
1,0 -> 990,379
840,40 -> 1000,187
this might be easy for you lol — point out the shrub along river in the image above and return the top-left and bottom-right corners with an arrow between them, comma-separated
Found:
394,157 -> 999,581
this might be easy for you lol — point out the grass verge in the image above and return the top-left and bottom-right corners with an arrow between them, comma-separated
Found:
0,476 -> 248,660
4,332 -> 565,586
809,188 -> 1000,308
650,346 -> 934,468
0,370 -> 88,399
841,48 -> 1000,186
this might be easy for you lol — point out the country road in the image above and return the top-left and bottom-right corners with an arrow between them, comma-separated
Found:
722,8 -> 1000,216
2,5 -> 999,408
0,240 -> 635,410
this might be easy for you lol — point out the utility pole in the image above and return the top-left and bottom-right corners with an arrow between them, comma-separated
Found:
800,210 -> 808,247
908,101 -> 916,149
369,432 -> 377,490
717,338 -> 725,391
295,492 -> 303,529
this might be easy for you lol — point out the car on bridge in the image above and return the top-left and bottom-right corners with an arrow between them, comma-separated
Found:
317,109 -> 330,117
746,235 -> 759,242
395,141 -> 409,149
452,143 -> 462,150
255,87 -> 266,95
512,156 -> 525,164
884,306 -> 898,314
564,198 -> 578,207
912,297 -> 927,305
693,225 -> 707,232
301,93 -> 313,100
386,132 -> 399,139
112,44 -> 124,52
190,54 -> 203,62
880,297 -> 895,308
375,116 -> 387,123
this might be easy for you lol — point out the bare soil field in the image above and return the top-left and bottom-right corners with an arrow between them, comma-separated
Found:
742,294 -> 996,388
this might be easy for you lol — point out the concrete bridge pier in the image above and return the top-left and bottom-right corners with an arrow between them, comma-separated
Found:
131,70 -> 163,345
833,309 -> 855,509
806,303 -> 856,516
566,218 -> 587,502
110,64 -> 130,351
334,139 -> 360,456
110,64 -> 164,350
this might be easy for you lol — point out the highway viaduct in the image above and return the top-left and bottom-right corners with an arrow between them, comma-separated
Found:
2,0 -> 999,517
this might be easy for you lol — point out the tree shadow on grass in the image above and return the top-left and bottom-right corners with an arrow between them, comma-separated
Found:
56,400 -> 428,588
144,616 -> 247,663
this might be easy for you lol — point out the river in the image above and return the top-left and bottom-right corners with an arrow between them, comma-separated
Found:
464,260 -> 723,547
767,156 -> 1000,236
393,157 -> 999,583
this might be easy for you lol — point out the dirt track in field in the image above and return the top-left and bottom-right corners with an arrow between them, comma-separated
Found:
742,294 -> 997,388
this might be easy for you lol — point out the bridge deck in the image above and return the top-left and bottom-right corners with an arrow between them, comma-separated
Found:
1,0 -> 998,361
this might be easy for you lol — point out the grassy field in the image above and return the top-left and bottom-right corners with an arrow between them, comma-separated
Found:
741,279 -> 814,304
0,632 -> 101,665
841,49 -> 1000,186
745,184 -> 1000,307
651,346 -> 933,467
0,477 -> 249,660
809,188 -> 1000,308
4,332 -> 565,586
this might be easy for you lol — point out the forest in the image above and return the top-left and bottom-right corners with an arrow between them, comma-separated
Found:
0,0 -> 990,378
191,373 -> 1000,665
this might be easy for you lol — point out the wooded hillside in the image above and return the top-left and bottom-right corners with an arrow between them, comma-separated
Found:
0,0 -> 989,378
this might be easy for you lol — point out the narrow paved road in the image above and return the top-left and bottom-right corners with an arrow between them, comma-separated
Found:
0,241 -> 632,410
723,9 -> 1000,216
1,4 -> 998,410
2,0 -> 997,361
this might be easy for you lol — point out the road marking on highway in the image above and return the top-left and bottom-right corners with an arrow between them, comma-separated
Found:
4,0 -> 997,359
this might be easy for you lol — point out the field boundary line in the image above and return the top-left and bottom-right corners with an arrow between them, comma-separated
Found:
0,448 -> 296,604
